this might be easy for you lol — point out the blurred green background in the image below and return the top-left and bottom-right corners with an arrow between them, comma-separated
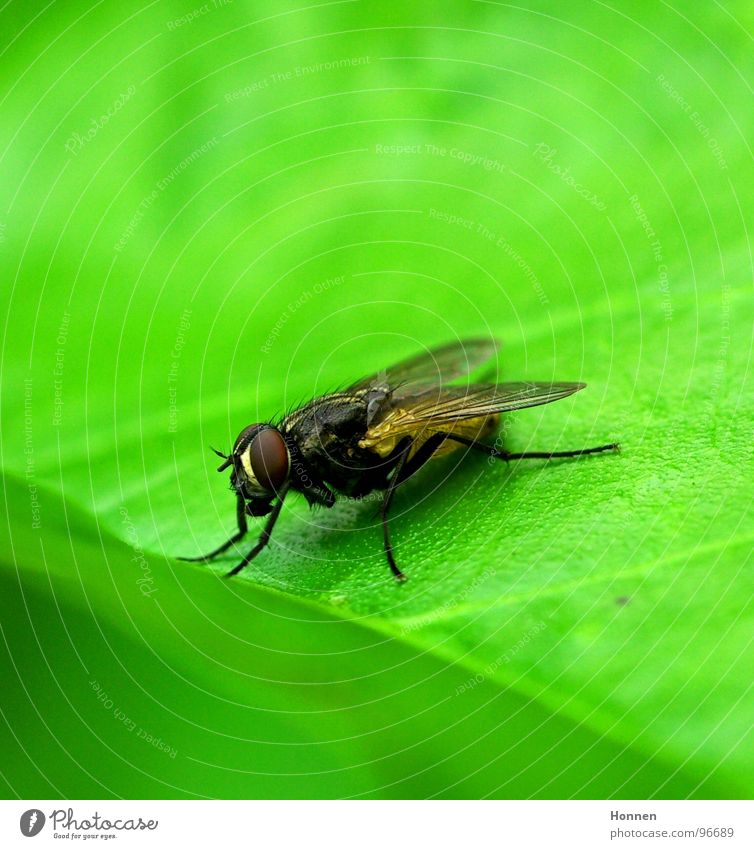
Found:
1,1 -> 752,799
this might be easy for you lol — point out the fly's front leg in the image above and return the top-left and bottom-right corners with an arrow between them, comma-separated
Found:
225,483 -> 290,577
179,489 -> 249,563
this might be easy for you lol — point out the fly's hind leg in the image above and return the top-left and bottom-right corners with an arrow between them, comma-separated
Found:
179,490 -> 249,563
504,443 -> 619,460
446,434 -> 620,461
380,432 -> 619,582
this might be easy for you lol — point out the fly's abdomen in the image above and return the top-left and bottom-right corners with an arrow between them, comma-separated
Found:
359,411 -> 500,459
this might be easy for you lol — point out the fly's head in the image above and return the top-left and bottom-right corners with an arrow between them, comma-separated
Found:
215,423 -> 291,517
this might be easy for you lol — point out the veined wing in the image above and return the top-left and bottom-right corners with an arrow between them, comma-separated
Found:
349,338 -> 500,393
375,381 -> 586,427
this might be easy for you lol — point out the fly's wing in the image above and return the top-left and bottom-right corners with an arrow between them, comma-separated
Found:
349,338 -> 500,394
406,381 -> 586,422
370,381 -> 586,430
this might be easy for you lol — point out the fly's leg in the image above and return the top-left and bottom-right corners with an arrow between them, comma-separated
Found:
380,434 -> 618,581
225,484 -> 290,577
380,434 -> 451,581
381,446 -> 410,582
504,444 -> 620,460
179,490 -> 248,562
446,434 -> 620,461
302,482 -> 336,509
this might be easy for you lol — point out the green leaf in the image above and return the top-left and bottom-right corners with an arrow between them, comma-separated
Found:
1,1 -> 752,798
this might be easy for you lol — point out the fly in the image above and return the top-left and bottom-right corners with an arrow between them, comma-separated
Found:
180,338 -> 618,580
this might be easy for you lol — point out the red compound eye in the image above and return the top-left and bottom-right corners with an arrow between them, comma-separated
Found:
249,428 -> 289,493
234,423 -> 263,452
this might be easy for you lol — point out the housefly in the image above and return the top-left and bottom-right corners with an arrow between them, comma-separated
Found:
180,338 -> 618,580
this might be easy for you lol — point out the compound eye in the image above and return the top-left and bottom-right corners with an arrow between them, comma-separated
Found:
234,424 -> 263,452
250,429 -> 289,493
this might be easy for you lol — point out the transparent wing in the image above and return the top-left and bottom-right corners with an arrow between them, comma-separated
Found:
380,381 -> 586,425
349,338 -> 500,393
